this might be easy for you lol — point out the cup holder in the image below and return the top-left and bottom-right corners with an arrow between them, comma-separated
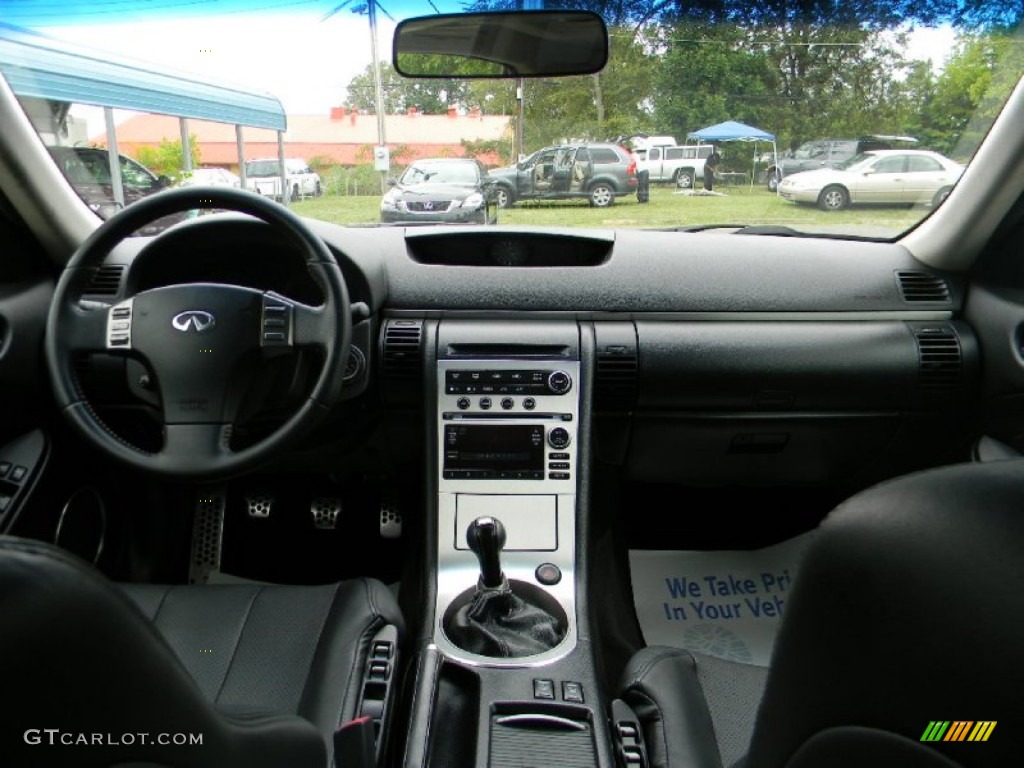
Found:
441,579 -> 569,658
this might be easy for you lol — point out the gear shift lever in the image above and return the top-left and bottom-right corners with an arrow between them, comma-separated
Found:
446,515 -> 562,657
467,516 -> 506,588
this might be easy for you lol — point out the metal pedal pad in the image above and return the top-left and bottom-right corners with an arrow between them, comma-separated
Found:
189,488 -> 225,584
380,503 -> 402,539
245,492 -> 275,519
312,497 -> 342,530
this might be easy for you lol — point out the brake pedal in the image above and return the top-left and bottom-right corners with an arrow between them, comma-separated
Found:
311,497 -> 342,530
245,492 -> 275,519
380,502 -> 402,539
189,488 -> 226,584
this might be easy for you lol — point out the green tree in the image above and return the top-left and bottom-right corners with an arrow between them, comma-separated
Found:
917,31 -> 1024,158
652,19 -> 927,151
345,61 -> 502,114
519,27 -> 657,150
133,137 -> 200,180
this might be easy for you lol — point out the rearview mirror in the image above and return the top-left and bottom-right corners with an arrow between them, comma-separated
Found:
393,11 -> 608,79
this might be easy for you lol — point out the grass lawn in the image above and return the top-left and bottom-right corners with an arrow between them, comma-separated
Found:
292,185 -> 928,235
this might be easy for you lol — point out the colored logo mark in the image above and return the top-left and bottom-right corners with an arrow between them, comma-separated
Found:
921,721 -> 996,742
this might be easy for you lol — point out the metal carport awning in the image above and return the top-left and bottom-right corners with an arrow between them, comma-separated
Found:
0,21 -> 291,206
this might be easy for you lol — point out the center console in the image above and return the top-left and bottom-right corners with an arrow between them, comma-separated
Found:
435,354 -> 580,664
402,318 -> 618,768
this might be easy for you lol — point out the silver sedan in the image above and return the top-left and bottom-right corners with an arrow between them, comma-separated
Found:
778,149 -> 964,211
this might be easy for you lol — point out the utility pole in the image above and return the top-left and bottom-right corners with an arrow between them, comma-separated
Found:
369,0 -> 386,148
515,0 -> 543,160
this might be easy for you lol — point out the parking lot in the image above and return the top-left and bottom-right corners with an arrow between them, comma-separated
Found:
293,185 -> 925,233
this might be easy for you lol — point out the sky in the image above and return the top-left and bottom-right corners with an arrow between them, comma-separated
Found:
6,3 -> 960,136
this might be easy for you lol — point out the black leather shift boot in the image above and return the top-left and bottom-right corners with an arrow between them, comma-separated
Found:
447,578 -> 561,657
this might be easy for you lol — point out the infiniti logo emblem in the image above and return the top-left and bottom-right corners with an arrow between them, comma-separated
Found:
172,310 -> 216,334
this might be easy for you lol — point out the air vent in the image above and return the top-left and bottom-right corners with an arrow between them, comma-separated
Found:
85,265 -> 125,296
915,327 -> 962,391
596,349 -> 638,409
896,270 -> 950,303
594,322 -> 638,410
381,319 -> 423,381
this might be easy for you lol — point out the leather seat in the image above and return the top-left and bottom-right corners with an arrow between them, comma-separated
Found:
0,535 -> 404,767
619,460 -> 1024,767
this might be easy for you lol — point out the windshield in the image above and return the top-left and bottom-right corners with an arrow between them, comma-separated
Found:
4,1 -> 1023,238
401,162 -> 478,185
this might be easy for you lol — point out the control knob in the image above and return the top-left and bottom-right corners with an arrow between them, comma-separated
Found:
548,427 -> 571,450
547,370 -> 572,395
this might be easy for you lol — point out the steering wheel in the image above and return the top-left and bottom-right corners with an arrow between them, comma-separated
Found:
45,187 -> 351,479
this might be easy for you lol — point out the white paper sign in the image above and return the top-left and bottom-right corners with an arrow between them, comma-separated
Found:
629,532 -> 814,666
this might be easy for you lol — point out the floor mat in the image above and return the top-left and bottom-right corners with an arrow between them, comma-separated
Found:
629,532 -> 814,666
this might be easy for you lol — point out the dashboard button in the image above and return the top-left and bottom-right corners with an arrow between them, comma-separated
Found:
500,397 -> 514,410
456,397 -> 471,410
535,563 -> 562,585
523,397 -> 536,410
479,397 -> 492,410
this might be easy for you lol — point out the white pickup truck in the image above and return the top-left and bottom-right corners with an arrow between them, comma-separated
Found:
635,144 -> 716,188
243,158 -> 322,200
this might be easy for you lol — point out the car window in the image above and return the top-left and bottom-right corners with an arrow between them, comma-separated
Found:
590,148 -> 620,164
871,155 -> 907,174
907,155 -> 943,172
119,157 -> 156,190
402,162 -> 478,185
246,161 -> 280,178
5,2 -> 1023,238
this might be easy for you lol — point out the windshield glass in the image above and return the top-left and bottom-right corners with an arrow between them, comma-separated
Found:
4,0 -> 1023,238
401,161 -> 478,185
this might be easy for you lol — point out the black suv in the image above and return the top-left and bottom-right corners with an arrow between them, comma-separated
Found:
46,146 -> 177,233
488,142 -> 637,208
765,136 -> 917,191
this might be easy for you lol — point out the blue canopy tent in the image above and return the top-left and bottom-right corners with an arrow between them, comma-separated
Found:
0,22 -> 291,206
688,121 -> 777,191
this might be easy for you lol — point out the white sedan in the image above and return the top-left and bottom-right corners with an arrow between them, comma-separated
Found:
778,149 -> 964,211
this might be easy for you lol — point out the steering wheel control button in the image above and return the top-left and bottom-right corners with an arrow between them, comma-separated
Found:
533,679 -> 555,700
535,563 -> 562,585
523,397 -> 537,410
479,397 -> 492,410
562,682 -> 584,703
261,298 -> 293,346
547,370 -> 572,394
547,427 -> 571,449
106,299 -> 134,350
457,397 -> 471,410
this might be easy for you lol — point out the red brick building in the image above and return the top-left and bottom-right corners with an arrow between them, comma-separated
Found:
106,107 -> 512,168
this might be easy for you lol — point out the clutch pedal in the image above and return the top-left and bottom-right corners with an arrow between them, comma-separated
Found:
311,497 -> 342,530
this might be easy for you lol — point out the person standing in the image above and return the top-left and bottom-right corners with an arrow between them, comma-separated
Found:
704,146 -> 721,191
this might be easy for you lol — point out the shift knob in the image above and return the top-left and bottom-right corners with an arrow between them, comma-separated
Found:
467,517 -> 507,588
